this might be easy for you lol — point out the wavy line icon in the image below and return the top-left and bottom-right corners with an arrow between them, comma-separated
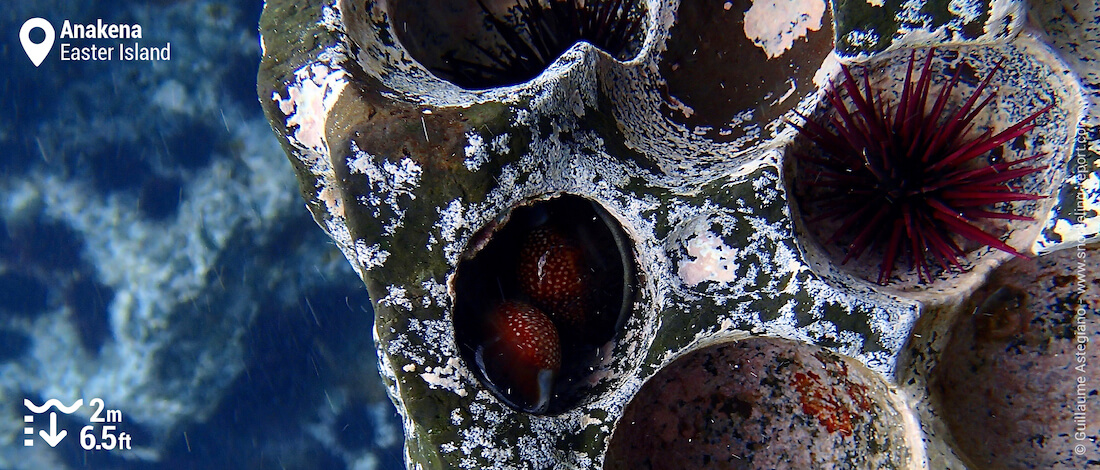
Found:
24,398 -> 83,414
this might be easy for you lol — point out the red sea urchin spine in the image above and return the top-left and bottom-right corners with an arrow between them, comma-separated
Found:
790,48 -> 1053,285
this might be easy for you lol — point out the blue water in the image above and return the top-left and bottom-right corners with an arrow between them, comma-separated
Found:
1,1 -> 404,468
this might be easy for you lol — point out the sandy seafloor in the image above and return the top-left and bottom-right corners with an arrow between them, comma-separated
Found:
0,1 -> 406,468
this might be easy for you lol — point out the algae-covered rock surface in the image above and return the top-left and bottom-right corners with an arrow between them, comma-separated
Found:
258,0 -> 1099,468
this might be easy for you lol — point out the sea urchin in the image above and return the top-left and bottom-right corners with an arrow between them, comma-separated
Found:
789,48 -> 1053,285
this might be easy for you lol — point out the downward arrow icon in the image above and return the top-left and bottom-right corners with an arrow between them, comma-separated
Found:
39,412 -> 67,447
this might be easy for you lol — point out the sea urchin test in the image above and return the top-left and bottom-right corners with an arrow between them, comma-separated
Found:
57,19 -> 170,62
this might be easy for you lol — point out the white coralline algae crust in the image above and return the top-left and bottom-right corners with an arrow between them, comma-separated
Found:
743,0 -> 827,59
274,63 -> 348,153
347,143 -> 423,236
832,0 -> 1028,58
1041,167 -> 1100,252
678,228 -> 741,286
1029,0 -> 1100,253
267,19 -> 382,280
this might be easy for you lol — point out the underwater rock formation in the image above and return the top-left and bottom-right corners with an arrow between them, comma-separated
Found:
931,244 -> 1100,468
606,337 -> 911,469
258,0 -> 1099,468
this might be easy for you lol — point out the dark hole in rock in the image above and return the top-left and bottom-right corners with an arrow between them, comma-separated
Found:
660,0 -> 833,142
0,271 -> 49,317
454,194 -> 635,414
388,0 -> 647,89
783,48 -> 1052,287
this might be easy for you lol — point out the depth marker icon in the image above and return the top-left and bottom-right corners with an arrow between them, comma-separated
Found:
23,415 -> 33,447
23,398 -> 82,447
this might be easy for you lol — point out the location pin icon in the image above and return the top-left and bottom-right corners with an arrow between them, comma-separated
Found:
20,18 -> 55,67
